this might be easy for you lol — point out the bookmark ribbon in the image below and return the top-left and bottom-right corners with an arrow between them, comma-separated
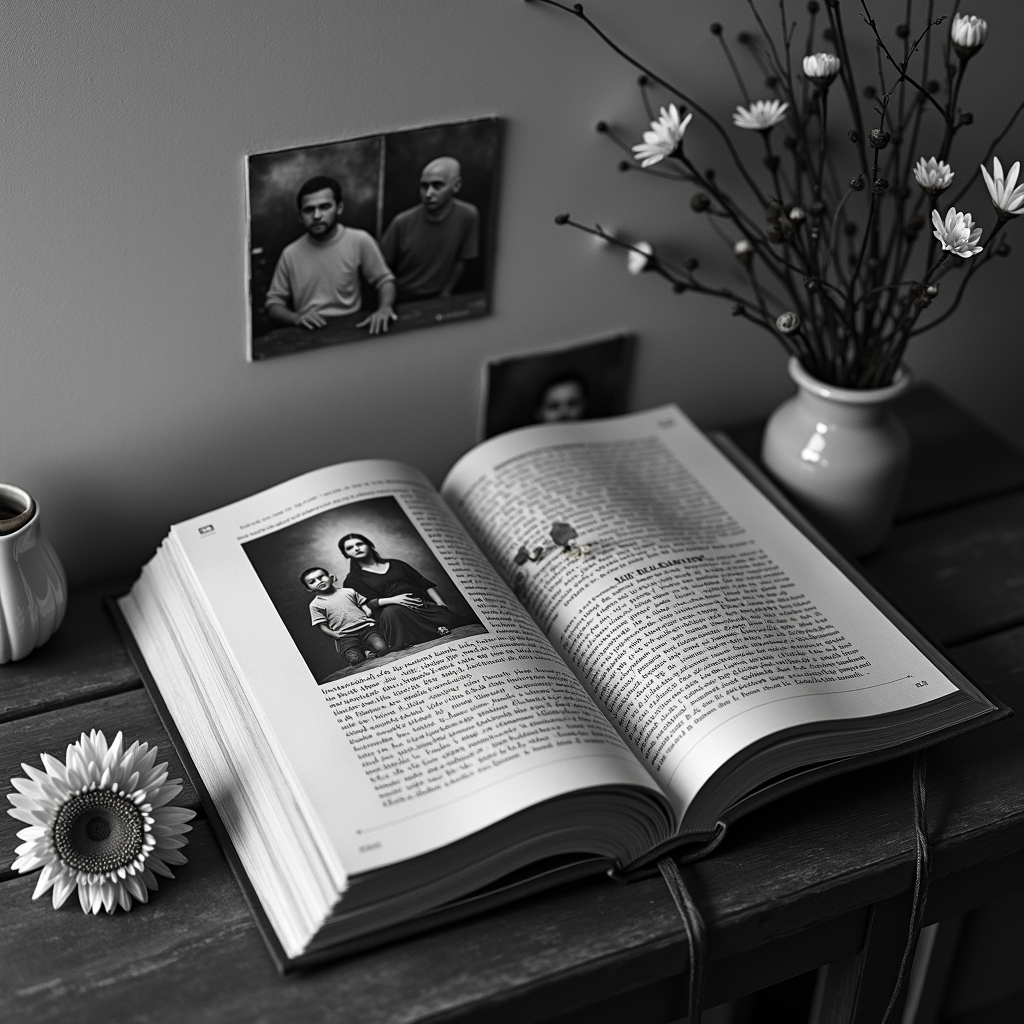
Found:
649,752 -> 930,1024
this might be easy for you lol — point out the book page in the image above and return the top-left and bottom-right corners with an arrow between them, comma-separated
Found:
441,406 -> 962,821
168,460 -> 665,874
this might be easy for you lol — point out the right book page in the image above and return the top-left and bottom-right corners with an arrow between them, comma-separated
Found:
442,405 -> 979,826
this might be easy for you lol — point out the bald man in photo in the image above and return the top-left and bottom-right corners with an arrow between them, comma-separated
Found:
380,156 -> 480,302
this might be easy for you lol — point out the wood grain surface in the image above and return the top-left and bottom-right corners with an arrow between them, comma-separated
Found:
1,386 -> 1022,1024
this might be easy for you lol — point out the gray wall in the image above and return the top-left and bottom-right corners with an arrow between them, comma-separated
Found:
1,0 -> 1021,585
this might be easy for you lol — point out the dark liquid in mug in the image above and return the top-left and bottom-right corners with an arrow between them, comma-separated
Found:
0,497 -> 28,520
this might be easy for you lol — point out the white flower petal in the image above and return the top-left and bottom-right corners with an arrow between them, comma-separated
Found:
153,805 -> 195,825
32,861 -> 61,899
124,874 -> 148,903
149,786 -> 185,810
51,871 -> 77,909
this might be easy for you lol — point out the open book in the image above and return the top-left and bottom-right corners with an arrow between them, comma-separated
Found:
117,406 -> 1003,970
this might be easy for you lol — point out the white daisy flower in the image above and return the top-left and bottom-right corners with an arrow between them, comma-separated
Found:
951,14 -> 987,57
931,207 -> 984,258
632,104 -> 693,167
802,53 -> 842,82
981,157 -> 1024,217
627,241 -> 654,275
7,730 -> 195,914
732,99 -> 790,131
913,157 -> 955,195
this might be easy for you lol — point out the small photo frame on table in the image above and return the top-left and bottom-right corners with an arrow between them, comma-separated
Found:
246,117 -> 503,361
481,334 -> 636,439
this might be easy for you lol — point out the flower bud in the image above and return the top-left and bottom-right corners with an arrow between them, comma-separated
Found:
848,130 -> 860,143
595,121 -> 608,133
673,282 -> 687,293
850,175 -> 865,191
618,160 -> 631,172
807,1 -> 819,12
554,213 -> 570,225
872,177 -> 890,194
734,239 -> 754,264
731,304 -> 744,316
810,200 -> 827,217
960,111 -> 974,125
710,22 -> 722,35
896,23 -> 909,38
690,192 -> 712,212
803,52 -> 841,83
996,242 -> 1011,257
803,277 -> 818,291
766,222 -> 786,243
868,128 -> 891,149
925,284 -> 940,296
951,14 -> 987,58
683,256 -> 699,271
789,206 -> 807,222
766,204 -> 782,222
776,311 -> 800,333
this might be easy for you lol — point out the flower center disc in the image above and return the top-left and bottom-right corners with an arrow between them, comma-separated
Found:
52,790 -> 145,874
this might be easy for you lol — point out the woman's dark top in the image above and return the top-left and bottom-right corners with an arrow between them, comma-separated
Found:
343,559 -> 473,649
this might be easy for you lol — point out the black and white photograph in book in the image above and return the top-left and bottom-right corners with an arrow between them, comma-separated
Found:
246,118 -> 503,361
242,495 -> 485,684
482,334 -> 635,439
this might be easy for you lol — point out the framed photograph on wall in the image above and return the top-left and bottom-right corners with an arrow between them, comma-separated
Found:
481,334 -> 636,439
246,117 -> 503,361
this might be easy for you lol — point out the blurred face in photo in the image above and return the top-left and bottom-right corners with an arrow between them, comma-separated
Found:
299,188 -> 341,239
302,569 -> 335,592
342,537 -> 371,560
419,157 -> 461,215
535,378 -> 587,423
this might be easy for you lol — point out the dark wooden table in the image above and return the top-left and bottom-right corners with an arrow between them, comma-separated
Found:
2,385 -> 1023,1024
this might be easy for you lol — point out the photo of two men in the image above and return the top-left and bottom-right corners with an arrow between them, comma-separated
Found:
246,118 -> 502,360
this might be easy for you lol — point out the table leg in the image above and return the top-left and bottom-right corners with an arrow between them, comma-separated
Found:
809,890 -> 918,1024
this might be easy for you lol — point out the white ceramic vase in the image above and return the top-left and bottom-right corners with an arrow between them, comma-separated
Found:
761,358 -> 911,557
0,484 -> 67,663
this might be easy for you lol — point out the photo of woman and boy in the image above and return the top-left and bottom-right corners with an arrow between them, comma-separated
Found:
243,497 -> 485,684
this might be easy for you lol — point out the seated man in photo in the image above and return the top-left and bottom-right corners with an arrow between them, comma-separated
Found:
266,176 -> 397,334
380,156 -> 479,302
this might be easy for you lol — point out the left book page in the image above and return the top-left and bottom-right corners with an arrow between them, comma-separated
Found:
120,460 -> 664,883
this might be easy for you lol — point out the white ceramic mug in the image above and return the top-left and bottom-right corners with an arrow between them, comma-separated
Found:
0,484 -> 67,663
